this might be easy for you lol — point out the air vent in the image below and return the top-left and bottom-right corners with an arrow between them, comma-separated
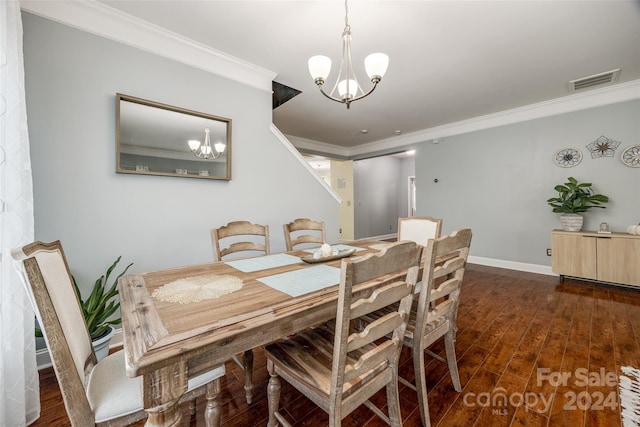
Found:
569,69 -> 620,92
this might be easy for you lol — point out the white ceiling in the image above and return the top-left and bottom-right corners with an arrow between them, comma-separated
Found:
87,1 -> 640,152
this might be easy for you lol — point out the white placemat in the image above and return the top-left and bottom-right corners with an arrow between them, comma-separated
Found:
257,264 -> 340,297
225,253 -> 302,273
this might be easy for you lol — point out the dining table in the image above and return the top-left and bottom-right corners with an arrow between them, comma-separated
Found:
119,240 -> 392,427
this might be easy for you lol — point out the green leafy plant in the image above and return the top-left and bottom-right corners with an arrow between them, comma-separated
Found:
36,256 -> 133,341
547,177 -> 609,214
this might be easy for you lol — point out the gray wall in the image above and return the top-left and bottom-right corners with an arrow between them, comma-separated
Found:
415,99 -> 640,266
22,13 -> 339,295
353,155 -> 414,238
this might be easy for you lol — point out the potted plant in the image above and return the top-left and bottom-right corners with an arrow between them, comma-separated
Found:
547,176 -> 609,231
36,256 -> 133,361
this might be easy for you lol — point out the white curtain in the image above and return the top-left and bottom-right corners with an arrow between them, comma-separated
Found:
0,1 -> 40,425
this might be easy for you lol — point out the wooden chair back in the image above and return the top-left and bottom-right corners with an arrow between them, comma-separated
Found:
414,228 -> 472,349
283,218 -> 326,251
211,220 -> 270,261
391,228 -> 472,427
12,241 -> 98,425
330,240 -> 423,418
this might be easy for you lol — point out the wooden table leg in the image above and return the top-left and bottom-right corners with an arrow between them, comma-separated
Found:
242,349 -> 254,404
143,362 -> 187,427
205,378 -> 222,427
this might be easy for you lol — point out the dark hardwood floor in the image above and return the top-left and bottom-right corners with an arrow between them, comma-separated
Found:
31,264 -> 640,426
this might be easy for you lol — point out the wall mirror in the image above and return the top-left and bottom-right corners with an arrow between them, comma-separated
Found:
116,93 -> 231,180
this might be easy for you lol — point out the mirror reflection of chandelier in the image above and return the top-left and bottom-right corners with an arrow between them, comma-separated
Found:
188,128 -> 226,160
307,0 -> 389,109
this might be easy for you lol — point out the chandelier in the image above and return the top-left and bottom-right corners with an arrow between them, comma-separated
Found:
307,0 -> 389,109
188,128 -> 226,160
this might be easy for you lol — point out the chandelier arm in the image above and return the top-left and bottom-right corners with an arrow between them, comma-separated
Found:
318,85 -> 347,105
316,80 -> 379,108
192,150 -> 222,160
345,81 -> 379,103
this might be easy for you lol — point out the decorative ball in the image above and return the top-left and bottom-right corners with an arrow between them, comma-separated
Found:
321,243 -> 332,257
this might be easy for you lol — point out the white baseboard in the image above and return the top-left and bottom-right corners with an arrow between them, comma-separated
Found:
37,327 -> 124,370
468,255 -> 555,276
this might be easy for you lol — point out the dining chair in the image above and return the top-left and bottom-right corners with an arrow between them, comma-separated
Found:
264,240 -> 423,427
283,217 -> 326,251
211,220 -> 270,261
400,228 -> 472,427
11,240 -> 225,427
210,220 -> 270,404
397,216 -> 442,247
397,216 -> 442,294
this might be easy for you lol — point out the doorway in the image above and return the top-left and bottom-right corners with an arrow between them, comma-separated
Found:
408,176 -> 416,216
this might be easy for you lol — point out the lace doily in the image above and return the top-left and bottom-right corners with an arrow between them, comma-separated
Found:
152,274 -> 243,304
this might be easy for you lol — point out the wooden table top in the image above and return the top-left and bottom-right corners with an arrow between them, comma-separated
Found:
119,240 -> 388,378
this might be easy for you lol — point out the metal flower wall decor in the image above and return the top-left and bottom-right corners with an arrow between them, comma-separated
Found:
621,145 -> 640,168
586,135 -> 621,159
553,136 -> 637,168
554,148 -> 583,168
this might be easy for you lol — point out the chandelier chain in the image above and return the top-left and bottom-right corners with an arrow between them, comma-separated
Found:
344,0 -> 349,28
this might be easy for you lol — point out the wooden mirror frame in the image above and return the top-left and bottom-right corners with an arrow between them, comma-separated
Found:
116,93 -> 232,180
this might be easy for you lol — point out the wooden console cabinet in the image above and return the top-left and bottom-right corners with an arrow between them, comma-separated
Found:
551,229 -> 640,287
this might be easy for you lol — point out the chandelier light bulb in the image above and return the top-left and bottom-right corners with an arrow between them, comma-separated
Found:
214,142 -> 226,153
338,79 -> 359,99
365,53 -> 389,82
308,55 -> 332,83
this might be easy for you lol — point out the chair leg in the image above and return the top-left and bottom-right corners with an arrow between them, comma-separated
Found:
414,347 -> 432,427
204,378 -> 222,427
267,361 -> 281,427
243,349 -> 254,404
444,330 -> 461,392
385,376 -> 403,427
189,398 -> 197,416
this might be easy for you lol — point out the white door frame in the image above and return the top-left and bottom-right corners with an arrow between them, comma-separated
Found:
408,176 -> 416,216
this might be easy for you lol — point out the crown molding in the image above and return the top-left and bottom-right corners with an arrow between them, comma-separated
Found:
293,79 -> 640,158
20,0 -> 276,92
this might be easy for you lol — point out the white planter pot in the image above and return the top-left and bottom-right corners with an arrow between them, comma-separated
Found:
92,326 -> 115,362
560,214 -> 584,231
